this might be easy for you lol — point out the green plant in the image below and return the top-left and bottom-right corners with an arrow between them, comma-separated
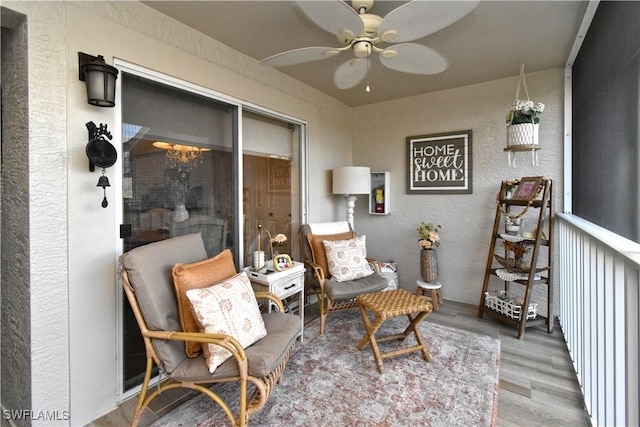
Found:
504,179 -> 520,193
417,221 -> 442,249
506,99 -> 545,125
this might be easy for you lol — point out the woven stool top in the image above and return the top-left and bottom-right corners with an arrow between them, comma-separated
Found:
358,289 -> 432,317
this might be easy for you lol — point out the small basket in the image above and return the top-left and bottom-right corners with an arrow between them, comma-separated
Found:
484,290 -> 538,320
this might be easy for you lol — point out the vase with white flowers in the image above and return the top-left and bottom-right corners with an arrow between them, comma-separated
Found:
170,179 -> 192,222
506,63 -> 545,147
417,221 -> 442,283
506,99 -> 545,147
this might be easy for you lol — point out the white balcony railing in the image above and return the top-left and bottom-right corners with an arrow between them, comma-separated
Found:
557,213 -> 640,427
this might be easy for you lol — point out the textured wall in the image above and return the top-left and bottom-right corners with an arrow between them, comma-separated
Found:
353,69 -> 564,315
1,11 -> 32,426
2,2 -> 71,426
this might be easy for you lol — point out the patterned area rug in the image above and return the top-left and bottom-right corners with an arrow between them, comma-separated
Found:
151,309 -> 500,427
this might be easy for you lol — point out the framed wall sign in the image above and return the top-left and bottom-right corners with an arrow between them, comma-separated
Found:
406,130 -> 473,194
268,158 -> 291,192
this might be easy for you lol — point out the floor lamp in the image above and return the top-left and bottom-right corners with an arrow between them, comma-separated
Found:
332,166 -> 371,229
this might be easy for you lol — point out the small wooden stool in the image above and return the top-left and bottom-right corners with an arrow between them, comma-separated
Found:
416,280 -> 443,311
357,289 -> 433,373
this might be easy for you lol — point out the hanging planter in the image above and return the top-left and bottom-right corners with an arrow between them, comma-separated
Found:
507,122 -> 539,147
504,63 -> 544,166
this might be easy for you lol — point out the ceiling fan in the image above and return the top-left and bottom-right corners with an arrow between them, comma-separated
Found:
260,0 -> 479,90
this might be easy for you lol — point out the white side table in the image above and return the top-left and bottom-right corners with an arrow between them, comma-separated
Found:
416,280 -> 443,312
244,261 -> 305,341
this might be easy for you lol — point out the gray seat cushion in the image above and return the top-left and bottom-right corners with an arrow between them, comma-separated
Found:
170,312 -> 301,381
324,272 -> 388,300
120,233 -> 208,373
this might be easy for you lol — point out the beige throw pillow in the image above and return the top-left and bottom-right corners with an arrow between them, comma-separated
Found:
186,272 -> 267,373
322,235 -> 374,282
307,231 -> 355,277
172,249 -> 237,357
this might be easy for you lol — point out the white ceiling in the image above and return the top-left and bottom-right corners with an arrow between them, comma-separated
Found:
143,1 -> 589,107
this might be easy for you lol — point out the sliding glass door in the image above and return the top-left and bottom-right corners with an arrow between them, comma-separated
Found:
117,67 -> 306,399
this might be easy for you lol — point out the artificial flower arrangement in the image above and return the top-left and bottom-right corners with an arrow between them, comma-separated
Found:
256,225 -> 287,258
270,232 -> 287,248
506,99 -> 545,125
169,179 -> 193,205
266,228 -> 287,259
417,221 -> 442,250
502,240 -> 530,259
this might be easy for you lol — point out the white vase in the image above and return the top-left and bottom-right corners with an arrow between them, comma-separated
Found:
507,123 -> 539,147
173,204 -> 189,222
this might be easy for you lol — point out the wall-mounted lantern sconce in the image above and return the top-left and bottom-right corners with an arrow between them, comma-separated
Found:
86,121 -> 117,208
78,52 -> 119,107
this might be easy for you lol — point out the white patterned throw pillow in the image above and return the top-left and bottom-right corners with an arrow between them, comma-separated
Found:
186,272 -> 267,373
322,235 -> 374,282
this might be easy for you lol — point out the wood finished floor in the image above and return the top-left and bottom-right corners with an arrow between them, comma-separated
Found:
89,300 -> 591,427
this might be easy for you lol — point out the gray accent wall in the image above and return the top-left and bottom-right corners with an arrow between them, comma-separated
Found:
1,9 -> 32,425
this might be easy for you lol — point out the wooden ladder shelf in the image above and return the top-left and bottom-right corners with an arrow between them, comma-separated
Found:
477,178 -> 554,339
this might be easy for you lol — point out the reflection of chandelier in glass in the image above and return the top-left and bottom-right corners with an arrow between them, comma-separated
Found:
152,142 -> 211,166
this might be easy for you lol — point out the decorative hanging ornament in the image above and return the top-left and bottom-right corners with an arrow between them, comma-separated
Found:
97,169 -> 111,208
85,121 -> 117,208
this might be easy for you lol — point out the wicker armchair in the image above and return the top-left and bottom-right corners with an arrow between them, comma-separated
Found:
298,222 -> 388,334
120,233 -> 300,427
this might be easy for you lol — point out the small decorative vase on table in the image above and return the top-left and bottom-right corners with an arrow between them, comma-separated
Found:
417,221 -> 442,283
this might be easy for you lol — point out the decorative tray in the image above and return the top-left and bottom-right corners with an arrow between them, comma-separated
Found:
495,268 -> 541,282
493,254 -> 544,273
499,233 -> 527,243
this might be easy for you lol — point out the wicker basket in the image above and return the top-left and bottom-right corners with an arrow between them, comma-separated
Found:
420,249 -> 439,283
484,290 -> 538,320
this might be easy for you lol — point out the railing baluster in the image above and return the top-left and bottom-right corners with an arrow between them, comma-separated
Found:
557,213 -> 640,427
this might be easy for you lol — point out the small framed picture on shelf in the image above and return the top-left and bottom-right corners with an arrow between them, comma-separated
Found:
512,176 -> 544,201
273,254 -> 293,271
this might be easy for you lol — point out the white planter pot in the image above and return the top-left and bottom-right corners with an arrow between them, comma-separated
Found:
507,123 -> 539,147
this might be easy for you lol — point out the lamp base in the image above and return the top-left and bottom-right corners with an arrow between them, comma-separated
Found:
345,194 -> 358,228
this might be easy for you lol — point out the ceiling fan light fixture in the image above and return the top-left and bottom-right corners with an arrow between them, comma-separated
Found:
264,0 -> 478,89
353,41 -> 371,58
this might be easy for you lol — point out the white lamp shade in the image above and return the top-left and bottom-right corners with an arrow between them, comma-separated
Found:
332,166 -> 371,195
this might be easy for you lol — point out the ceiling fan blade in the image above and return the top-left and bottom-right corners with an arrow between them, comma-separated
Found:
379,43 -> 447,75
261,46 -> 342,67
334,58 -> 369,89
297,0 -> 364,44
379,1 -> 479,43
